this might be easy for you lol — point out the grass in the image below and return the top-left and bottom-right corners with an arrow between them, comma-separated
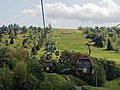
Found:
104,78 -> 120,90
82,86 -> 108,90
60,75 -> 88,86
51,29 -> 120,63
1,28 -> 120,63
1,32 -> 29,47
45,73 -> 76,90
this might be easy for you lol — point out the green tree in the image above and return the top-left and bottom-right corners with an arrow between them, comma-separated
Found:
94,36 -> 104,48
106,61 -> 120,80
27,58 -> 44,80
0,47 -> 16,69
10,37 -> 14,44
13,61 -> 29,90
107,38 -> 113,50
0,68 -> 13,90
32,46 -> 37,55
5,40 -> 9,46
39,81 -> 53,90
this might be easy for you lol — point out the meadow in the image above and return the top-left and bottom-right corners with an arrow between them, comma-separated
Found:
51,29 -> 120,63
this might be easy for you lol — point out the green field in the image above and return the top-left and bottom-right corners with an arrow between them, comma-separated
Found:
51,29 -> 120,63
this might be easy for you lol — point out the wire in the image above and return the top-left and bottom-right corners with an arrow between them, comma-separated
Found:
86,24 -> 120,56
88,24 -> 120,43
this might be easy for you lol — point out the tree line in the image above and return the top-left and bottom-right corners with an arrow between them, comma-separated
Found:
78,26 -> 120,53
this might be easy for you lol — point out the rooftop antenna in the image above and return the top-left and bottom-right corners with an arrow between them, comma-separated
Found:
40,0 -> 46,38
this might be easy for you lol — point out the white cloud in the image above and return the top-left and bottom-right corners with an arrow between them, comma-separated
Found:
21,0 -> 120,24
49,18 -> 57,24
21,6 -> 40,16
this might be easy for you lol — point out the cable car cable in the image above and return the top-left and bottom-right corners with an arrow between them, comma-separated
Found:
88,24 -> 120,44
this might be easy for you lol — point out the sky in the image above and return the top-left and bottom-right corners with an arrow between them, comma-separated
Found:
0,0 -> 120,28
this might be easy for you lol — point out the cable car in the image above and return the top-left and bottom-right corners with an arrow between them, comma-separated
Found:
55,51 -> 59,56
76,58 -> 93,76
43,60 -> 53,72
76,42 -> 94,76
46,54 -> 51,60
53,47 -> 56,50
59,56 -> 64,64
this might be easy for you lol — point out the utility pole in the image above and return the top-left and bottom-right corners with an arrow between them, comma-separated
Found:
40,0 -> 46,38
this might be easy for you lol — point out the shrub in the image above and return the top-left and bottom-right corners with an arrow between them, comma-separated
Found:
0,68 -> 14,90
31,46 -> 37,55
0,47 -> 17,69
26,58 -> 44,81
39,81 -> 53,90
13,61 -> 29,90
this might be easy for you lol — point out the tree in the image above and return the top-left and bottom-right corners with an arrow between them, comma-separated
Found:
107,38 -> 113,50
0,68 -> 14,90
22,39 -> 27,46
32,46 -> 37,55
27,58 -> 44,80
39,81 -> 53,90
5,40 -> 9,46
93,36 -> 104,48
78,26 -> 83,30
10,38 -> 14,44
37,40 -> 43,50
106,61 -> 120,80
0,47 -> 16,69
0,31 -> 3,42
21,26 -> 27,33
13,61 -> 29,90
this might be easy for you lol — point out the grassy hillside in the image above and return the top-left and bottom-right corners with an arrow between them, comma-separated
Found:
51,29 -> 120,63
45,73 -> 76,90
82,86 -> 108,90
104,78 -> 120,90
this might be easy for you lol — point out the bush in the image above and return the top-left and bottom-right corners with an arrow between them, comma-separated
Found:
13,61 -> 29,90
106,61 -> 120,80
26,58 -> 44,81
0,47 -> 17,69
60,51 -> 107,86
82,86 -> 106,90
31,46 -> 37,55
94,59 -> 120,80
39,81 -> 53,90
0,68 -> 14,90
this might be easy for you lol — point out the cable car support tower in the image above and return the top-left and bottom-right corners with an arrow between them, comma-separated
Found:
40,0 -> 46,38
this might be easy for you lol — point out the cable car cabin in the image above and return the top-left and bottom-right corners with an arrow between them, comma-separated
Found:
43,61 -> 53,72
46,54 -> 51,60
55,51 -> 59,56
76,58 -> 93,77
59,56 -> 64,64
54,47 -> 56,50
